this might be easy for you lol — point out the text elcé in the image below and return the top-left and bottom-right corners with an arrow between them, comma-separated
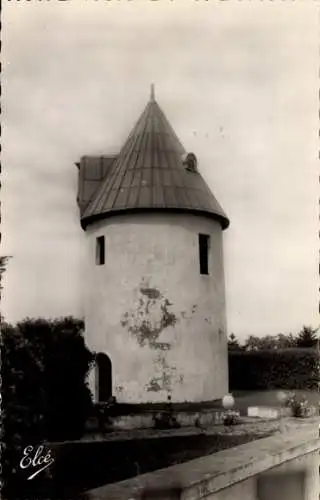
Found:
19,445 -> 54,480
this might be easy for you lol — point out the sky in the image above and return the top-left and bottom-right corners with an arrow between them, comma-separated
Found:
2,0 -> 319,339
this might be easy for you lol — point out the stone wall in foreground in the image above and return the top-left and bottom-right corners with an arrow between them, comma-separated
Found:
83,423 -> 320,500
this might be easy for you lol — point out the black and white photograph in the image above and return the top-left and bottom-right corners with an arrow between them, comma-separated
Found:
1,1 -> 320,499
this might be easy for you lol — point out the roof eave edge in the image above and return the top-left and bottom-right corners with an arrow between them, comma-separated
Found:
80,208 -> 230,231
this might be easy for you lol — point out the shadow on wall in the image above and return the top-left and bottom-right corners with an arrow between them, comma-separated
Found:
256,470 -> 307,500
134,472 -> 308,500
118,471 -> 308,500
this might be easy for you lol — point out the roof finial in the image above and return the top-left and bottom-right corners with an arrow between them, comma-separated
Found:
150,83 -> 155,102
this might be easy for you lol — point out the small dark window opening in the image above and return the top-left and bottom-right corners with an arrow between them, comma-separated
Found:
96,236 -> 105,265
199,234 -> 210,275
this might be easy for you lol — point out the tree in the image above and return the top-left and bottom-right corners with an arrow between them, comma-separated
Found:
0,255 -> 11,320
244,333 -> 298,351
228,333 -> 243,351
276,333 -> 297,349
1,317 -> 94,499
244,335 -> 274,351
296,325 -> 319,348
0,255 -> 10,282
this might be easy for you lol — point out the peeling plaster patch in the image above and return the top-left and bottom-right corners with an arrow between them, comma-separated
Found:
146,372 -> 173,393
120,283 -> 178,349
178,374 -> 184,384
146,352 -> 178,393
149,352 -> 177,393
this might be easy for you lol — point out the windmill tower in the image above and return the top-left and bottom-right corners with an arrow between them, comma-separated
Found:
76,86 -> 230,404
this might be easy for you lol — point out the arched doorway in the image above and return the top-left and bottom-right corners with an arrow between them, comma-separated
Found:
95,352 -> 112,402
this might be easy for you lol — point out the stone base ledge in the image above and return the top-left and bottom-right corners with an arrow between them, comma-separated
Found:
87,407 -> 290,433
247,406 -> 292,419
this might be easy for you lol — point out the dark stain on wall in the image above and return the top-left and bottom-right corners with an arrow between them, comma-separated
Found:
180,305 -> 198,321
153,342 -> 171,351
147,378 -> 162,392
140,287 -> 161,300
160,299 -> 177,330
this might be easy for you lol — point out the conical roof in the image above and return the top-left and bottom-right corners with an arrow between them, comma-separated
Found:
81,87 -> 229,230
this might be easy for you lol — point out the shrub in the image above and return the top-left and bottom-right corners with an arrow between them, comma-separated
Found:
296,326 -> 319,348
1,317 -> 94,499
229,348 -> 320,391
286,393 -> 313,418
223,410 -> 240,426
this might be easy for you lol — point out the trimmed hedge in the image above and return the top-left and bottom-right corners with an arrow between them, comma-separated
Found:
229,348 -> 320,391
